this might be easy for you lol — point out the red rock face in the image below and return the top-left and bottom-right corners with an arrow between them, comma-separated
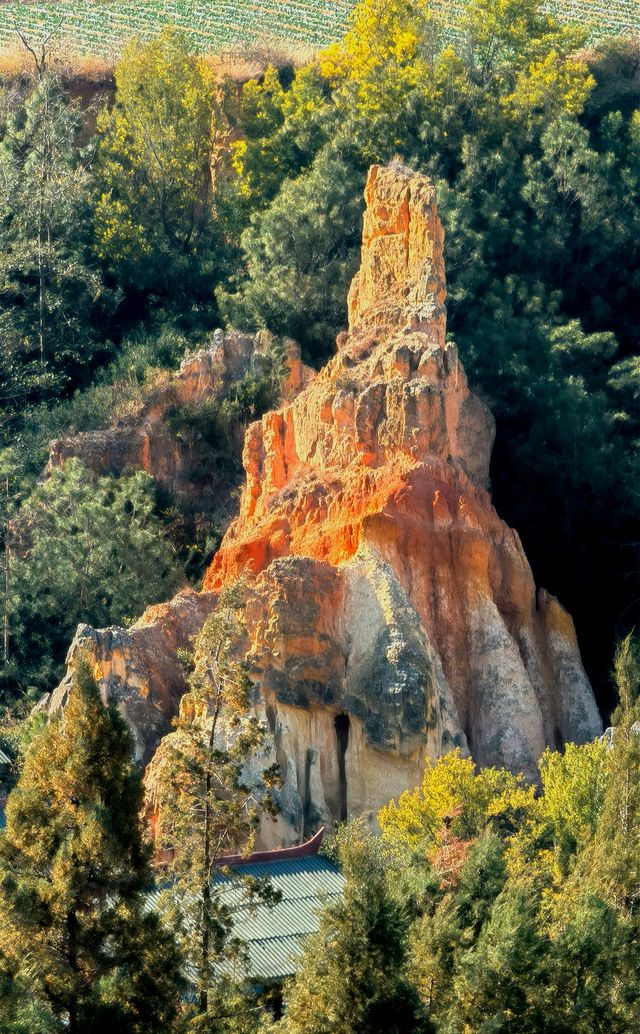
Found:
203,161 -> 601,790
54,162 -> 601,846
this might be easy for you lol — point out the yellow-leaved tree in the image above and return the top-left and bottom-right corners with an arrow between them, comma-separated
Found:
320,0 -> 442,125
378,749 -> 534,854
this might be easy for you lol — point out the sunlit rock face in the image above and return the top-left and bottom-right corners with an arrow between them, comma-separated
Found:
203,162 -> 601,794
53,162 -> 602,847
49,590 -> 218,764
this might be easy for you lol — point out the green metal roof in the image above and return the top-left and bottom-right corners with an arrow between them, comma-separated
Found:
149,855 -> 345,984
216,856 -> 345,982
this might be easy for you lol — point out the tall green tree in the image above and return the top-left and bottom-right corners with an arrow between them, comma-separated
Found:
153,583 -> 280,1024
95,27 -> 223,300
218,140 -> 365,361
580,634 -> 640,914
280,826 -> 431,1034
450,881 -> 547,1033
0,656 -> 183,1032
408,830 -> 508,1025
0,71 -> 109,425
7,459 -> 182,696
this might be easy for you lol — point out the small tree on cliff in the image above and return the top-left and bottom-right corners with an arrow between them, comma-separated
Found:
0,655 -> 183,1033
153,582 -> 281,1023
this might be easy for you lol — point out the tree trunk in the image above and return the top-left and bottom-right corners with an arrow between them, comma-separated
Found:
66,910 -> 79,1034
199,691 -> 220,1014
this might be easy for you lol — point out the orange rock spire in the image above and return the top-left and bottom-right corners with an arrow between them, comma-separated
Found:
54,163 -> 602,846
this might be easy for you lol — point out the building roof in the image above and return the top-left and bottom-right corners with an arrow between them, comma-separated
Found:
149,853 -> 345,984
217,855 -> 345,982
0,748 -> 10,766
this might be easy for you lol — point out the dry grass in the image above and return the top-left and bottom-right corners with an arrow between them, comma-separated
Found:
204,36 -> 321,81
0,33 -> 320,85
0,0 -> 633,86
0,40 -> 114,82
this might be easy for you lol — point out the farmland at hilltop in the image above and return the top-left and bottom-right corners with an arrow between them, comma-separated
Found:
0,0 -> 636,71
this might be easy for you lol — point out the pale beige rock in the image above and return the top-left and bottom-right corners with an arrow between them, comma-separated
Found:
49,590 -> 217,763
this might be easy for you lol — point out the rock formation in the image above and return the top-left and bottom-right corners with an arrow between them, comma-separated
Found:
53,162 -> 602,844
49,589 -> 217,763
48,330 -> 314,501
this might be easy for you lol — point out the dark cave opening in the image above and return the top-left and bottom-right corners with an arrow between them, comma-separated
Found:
334,712 -> 350,822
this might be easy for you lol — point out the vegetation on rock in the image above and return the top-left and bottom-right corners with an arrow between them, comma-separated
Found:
151,585 -> 281,1021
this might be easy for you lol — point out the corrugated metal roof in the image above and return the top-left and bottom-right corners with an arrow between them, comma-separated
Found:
215,856 -> 344,981
0,748 -> 10,766
149,855 -> 345,983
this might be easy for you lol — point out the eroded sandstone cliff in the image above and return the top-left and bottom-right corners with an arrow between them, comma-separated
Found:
48,330 -> 314,501
54,162 -> 602,845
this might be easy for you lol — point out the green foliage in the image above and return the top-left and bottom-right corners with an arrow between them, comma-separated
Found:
6,459 -> 182,697
378,749 -> 534,852
0,656 -> 183,1032
228,63 -> 333,217
450,881 -> 547,1032
153,586 -> 281,1018
95,27 -> 222,298
369,655 -> 640,1032
222,0 -> 638,700
2,324 -> 191,498
281,824 -> 432,1034
408,831 -> 508,1022
219,140 -> 365,361
577,634 -> 640,915
537,738 -> 610,865
0,72 -> 112,426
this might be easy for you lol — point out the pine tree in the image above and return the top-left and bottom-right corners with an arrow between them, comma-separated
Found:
0,70 -> 108,424
8,458 -> 182,695
0,655 -> 183,1032
408,829 -> 508,1025
582,634 -> 640,915
280,826 -> 432,1034
153,583 -> 280,1022
449,882 -> 547,1033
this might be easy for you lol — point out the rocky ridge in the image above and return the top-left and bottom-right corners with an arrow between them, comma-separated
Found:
48,330 -> 315,502
54,162 -> 602,845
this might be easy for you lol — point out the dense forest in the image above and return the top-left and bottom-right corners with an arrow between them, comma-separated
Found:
0,0 -> 638,1028
1,605 -> 640,1031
